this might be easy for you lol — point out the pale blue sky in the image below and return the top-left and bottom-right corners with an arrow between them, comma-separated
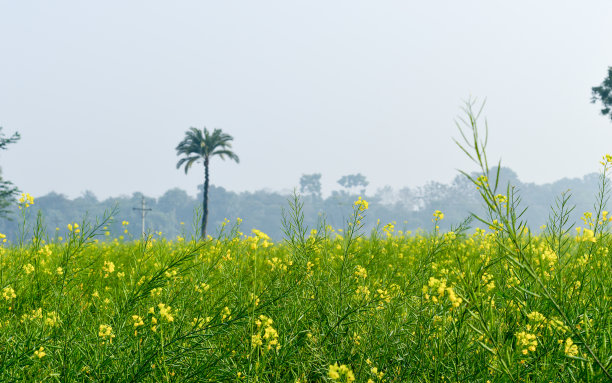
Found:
1,1 -> 612,199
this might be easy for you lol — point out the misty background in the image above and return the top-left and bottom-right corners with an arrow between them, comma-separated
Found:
0,167 -> 604,241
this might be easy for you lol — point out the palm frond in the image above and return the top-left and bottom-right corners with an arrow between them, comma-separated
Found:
211,149 -> 240,163
176,156 -> 201,174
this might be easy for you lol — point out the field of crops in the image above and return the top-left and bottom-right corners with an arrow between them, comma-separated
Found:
2,110 -> 612,382
1,187 -> 612,382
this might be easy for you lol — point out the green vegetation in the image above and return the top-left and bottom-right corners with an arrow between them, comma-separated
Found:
0,127 -> 20,219
592,66 -> 612,123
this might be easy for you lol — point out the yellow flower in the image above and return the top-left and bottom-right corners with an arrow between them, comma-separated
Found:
45,311 -> 60,327
564,337 -> 579,357
516,331 -> 537,355
221,306 -> 231,322
252,315 -> 280,351
18,193 -> 35,208
98,324 -> 115,342
34,347 -> 46,359
446,287 -> 463,308
102,261 -> 115,275
132,315 -> 144,328
354,265 -> 368,280
432,210 -> 444,221
2,286 -> 16,300
328,363 -> 355,382
251,333 -> 263,347
354,197 -> 369,211
158,303 -> 174,322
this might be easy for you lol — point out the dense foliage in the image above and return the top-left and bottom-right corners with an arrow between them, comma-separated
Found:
0,127 -> 20,218
592,66 -> 612,123
0,167 -> 604,243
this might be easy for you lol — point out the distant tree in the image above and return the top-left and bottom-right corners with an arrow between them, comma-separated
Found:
337,173 -> 369,195
300,173 -> 322,198
374,185 -> 396,205
592,66 -> 612,123
176,127 -> 239,239
0,127 -> 21,219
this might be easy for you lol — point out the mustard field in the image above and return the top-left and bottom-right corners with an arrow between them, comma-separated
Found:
1,192 -> 612,382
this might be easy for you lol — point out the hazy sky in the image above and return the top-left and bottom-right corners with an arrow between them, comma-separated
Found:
2,1 -> 612,200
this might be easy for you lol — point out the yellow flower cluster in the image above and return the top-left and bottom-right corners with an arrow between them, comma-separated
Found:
150,287 -> 162,297
21,308 -> 43,323
354,197 -> 369,211
23,263 -> 35,274
132,315 -> 144,328
328,363 -> 355,383
67,223 -> 80,234
526,311 -> 546,323
538,248 -> 557,272
432,210 -> 444,221
488,219 -> 504,233
516,331 -> 537,355
446,287 -> 463,308
34,347 -> 46,359
157,303 -> 174,322
564,337 -> 579,357
475,175 -> 488,189
375,288 -> 391,310
190,316 -> 212,330
221,306 -> 232,322
481,273 -> 495,292
251,315 -> 280,352
422,277 -> 463,309
45,311 -> 60,327
250,229 -> 273,248
382,222 -> 395,237
2,286 -> 16,301
194,282 -> 210,294
495,194 -> 508,206
0,233 -> 6,243
354,265 -> 367,280
369,367 -> 384,381
266,257 -> 291,272
102,261 -> 115,276
98,324 -> 115,343
355,285 -> 370,300
575,227 -> 596,243
18,193 -> 34,208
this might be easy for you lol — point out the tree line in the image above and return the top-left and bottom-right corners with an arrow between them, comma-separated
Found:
0,166 -> 604,242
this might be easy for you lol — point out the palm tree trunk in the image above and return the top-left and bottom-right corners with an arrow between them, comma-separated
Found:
202,157 -> 209,239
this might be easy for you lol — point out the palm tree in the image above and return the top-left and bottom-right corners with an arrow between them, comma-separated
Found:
176,127 -> 239,239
